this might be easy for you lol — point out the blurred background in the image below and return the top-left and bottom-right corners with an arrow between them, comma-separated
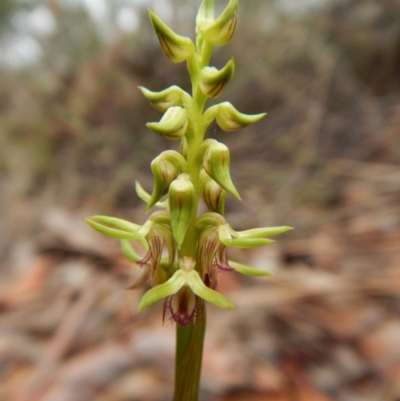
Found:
1,0 -> 400,400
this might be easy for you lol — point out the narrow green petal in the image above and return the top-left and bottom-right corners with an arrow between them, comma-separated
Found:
121,240 -> 142,262
236,226 -> 294,239
186,270 -> 235,309
229,260 -> 272,276
223,237 -> 275,248
85,218 -> 142,240
218,225 -> 275,248
135,181 -> 151,203
137,270 -> 186,312
89,215 -> 141,232
136,181 -> 169,209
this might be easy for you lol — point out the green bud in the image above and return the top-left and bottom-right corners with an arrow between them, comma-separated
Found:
215,102 -> 266,132
202,176 -> 226,214
179,136 -> 188,159
203,141 -> 241,199
204,0 -> 238,46
148,151 -> 188,210
196,0 -> 215,34
149,10 -> 195,63
169,174 -> 195,249
149,159 -> 178,209
199,58 -> 235,98
139,85 -> 188,112
147,106 -> 188,140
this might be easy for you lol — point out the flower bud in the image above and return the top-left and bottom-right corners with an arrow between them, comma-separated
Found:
149,10 -> 195,63
215,102 -> 266,132
147,106 -> 188,140
199,58 -> 235,98
169,174 -> 195,249
204,0 -> 238,46
139,85 -> 188,112
179,136 -> 188,159
196,0 -> 214,34
148,157 -> 179,210
202,177 -> 226,214
203,141 -> 240,199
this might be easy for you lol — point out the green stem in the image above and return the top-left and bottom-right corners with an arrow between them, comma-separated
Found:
173,300 -> 206,401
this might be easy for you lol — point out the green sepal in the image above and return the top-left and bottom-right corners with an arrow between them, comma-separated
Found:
138,85 -> 190,112
169,174 -> 195,249
121,240 -> 142,262
199,58 -> 235,98
203,141 -> 241,199
195,212 -> 226,232
148,159 -> 178,210
236,226 -> 294,239
146,106 -> 188,140
215,102 -> 266,132
149,10 -> 195,63
148,151 -> 187,210
229,260 -> 272,276
186,270 -> 235,309
148,210 -> 172,226
204,0 -> 238,46
218,225 -> 275,248
84,216 -> 146,247
135,181 -> 168,208
196,0 -> 215,32
202,105 -> 218,130
137,269 -> 186,311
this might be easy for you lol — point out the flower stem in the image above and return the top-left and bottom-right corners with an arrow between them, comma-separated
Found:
173,300 -> 206,401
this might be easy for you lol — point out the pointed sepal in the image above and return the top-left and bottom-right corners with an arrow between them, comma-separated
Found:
186,270 -> 235,309
121,240 -> 142,262
147,106 -> 188,140
139,85 -> 189,112
137,269 -> 186,311
218,225 -> 275,248
203,141 -> 240,199
199,58 -> 235,98
149,10 -> 195,63
196,0 -> 215,33
148,151 -> 187,210
84,216 -> 146,249
135,181 -> 168,208
215,102 -> 266,132
229,260 -> 273,276
204,0 -> 238,46
236,226 -> 294,239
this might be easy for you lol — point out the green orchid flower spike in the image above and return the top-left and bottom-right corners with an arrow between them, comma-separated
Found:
85,1 -> 292,400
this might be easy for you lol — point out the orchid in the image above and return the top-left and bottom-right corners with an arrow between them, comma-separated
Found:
85,1 -> 292,400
